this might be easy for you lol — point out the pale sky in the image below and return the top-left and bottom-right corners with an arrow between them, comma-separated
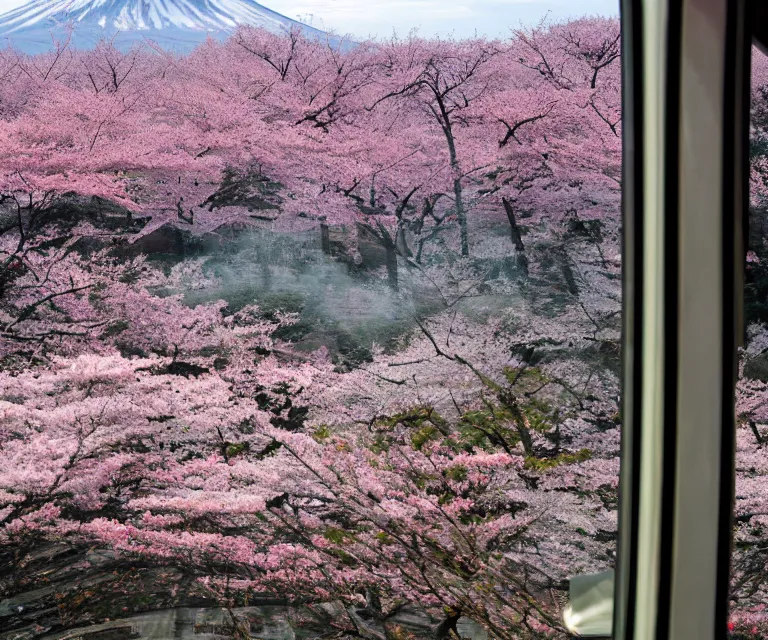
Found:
267,0 -> 619,40
0,0 -> 620,40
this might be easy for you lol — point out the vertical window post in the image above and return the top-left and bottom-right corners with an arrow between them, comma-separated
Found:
613,1 -> 749,639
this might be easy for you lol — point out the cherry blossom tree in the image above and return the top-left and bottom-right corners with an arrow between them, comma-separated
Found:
3,16 -> 763,640
0,26 -> 620,640
0,306 -> 620,638
364,36 -> 504,257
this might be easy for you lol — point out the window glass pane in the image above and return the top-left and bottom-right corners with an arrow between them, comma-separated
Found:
0,2 -> 621,638
733,43 -> 768,637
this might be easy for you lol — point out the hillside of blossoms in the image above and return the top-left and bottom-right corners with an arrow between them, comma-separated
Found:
1,17 -> 768,639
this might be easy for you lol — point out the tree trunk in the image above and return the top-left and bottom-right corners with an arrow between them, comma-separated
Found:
365,587 -> 382,615
454,178 -> 469,257
500,389 -> 534,456
370,220 -> 399,292
346,606 -> 387,640
557,245 -> 579,296
416,237 -> 426,264
433,609 -> 462,640
320,223 -> 331,255
502,197 -> 528,277
440,108 -> 467,256
385,243 -> 398,291
395,225 -> 412,259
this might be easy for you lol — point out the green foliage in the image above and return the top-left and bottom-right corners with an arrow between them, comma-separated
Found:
323,527 -> 355,545
323,528 -> 360,563
458,513 -> 485,526
444,465 -> 468,483
422,540 -> 474,579
524,448 -> 592,471
254,439 -> 282,459
326,547 -> 357,566
457,406 -> 519,451
411,425 -> 439,450
375,531 -> 395,545
369,433 -> 391,454
503,365 -> 547,386
225,442 -> 249,459
312,425 -> 331,442
750,136 -> 768,162
523,397 -> 556,433
371,405 -> 447,451
377,405 -> 446,431
437,492 -> 453,506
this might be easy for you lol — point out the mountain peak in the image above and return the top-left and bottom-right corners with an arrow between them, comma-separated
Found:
0,0 -> 328,53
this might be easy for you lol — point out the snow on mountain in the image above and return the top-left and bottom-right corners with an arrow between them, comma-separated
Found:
0,0 -> 333,53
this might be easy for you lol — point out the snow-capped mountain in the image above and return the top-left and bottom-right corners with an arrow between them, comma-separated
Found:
0,0 -> 330,53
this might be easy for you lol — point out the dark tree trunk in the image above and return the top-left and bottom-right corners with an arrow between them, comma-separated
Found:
395,225 -> 412,259
385,243 -> 398,291
502,197 -> 525,251
557,245 -> 579,296
500,389 -> 534,456
454,178 -> 469,256
433,609 -> 462,640
369,220 -> 399,292
346,605 -> 387,640
365,587 -> 382,614
176,198 -> 193,224
320,223 -> 331,255
502,197 -> 528,277
416,237 -> 426,264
